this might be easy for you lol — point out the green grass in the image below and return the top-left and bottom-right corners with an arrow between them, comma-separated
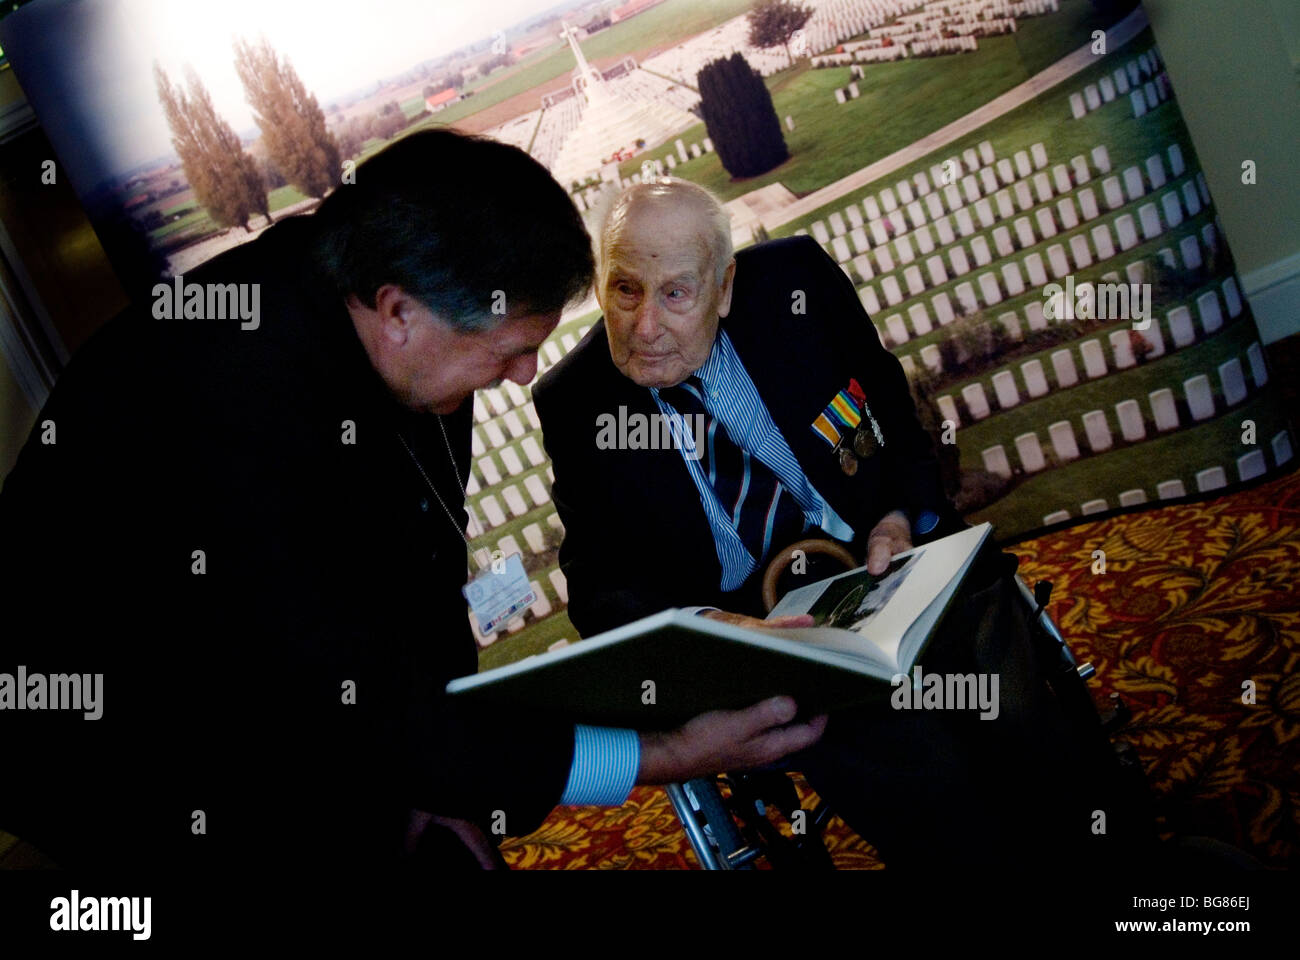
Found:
409,0 -> 756,131
621,0 -> 1119,201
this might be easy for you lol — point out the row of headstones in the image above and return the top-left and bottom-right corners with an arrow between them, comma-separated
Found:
533,325 -> 592,378
1130,71 -> 1175,120
469,558 -> 571,647
824,141 -> 1191,280
968,348 -> 1267,479
616,139 -> 715,191
1068,47 -> 1162,120
897,270 -> 1243,389
468,467 -> 555,532
1038,429 -> 1293,527
815,141 -> 1100,267
857,190 -> 1212,323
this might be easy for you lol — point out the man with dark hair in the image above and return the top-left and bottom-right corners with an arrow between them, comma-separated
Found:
0,131 -> 824,871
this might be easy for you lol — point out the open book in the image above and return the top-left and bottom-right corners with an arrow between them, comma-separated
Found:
445,523 -> 992,728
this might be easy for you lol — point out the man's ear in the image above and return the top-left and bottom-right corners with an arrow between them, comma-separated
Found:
373,284 -> 419,346
716,258 -> 738,318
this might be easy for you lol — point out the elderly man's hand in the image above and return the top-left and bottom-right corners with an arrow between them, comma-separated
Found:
866,509 -> 912,574
637,696 -> 828,784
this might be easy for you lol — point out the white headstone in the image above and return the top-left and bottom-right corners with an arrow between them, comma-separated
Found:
962,147 -> 979,172
1069,234 -> 1093,269
1197,291 -> 1223,334
1115,214 -> 1139,251
1081,499 -> 1109,515
1166,306 -> 1195,347
932,292 -> 955,326
1052,164 -> 1072,196
859,285 -> 881,316
1033,172 -> 1054,205
949,245 -> 970,276
1114,399 -> 1145,442
1014,150 -> 1032,179
1148,387 -> 1179,431
1031,142 -> 1048,170
1247,341 -> 1268,387
502,485 -> 528,516
524,474 -> 550,507
831,236 -> 851,262
1183,374 -> 1215,421
1223,277 -> 1243,318
811,220 -> 830,243
676,139 -> 688,163
1237,450 -> 1267,482
979,141 -> 995,166
908,303 -> 932,337
1083,84 -> 1101,111
896,180 -> 914,204
907,201 -> 927,229
974,197 -> 995,229
1014,217 -> 1036,250
1043,510 -> 1072,525
1057,197 -> 1080,230
961,174 -> 980,205
1024,300 -> 1046,331
501,447 -> 525,476
479,494 -> 506,526
935,395 -> 959,425
1024,252 -> 1048,287
1156,479 -> 1186,499
955,281 -> 978,314
1070,92 -> 1087,119
1049,421 -> 1080,462
1123,166 -> 1145,201
1195,467 -> 1227,493
881,275 -> 904,307
1091,145 -> 1112,174
904,265 -> 925,297
1145,154 -> 1167,189
970,235 -> 992,266
997,158 -> 1015,185
875,244 -> 895,274
1115,488 -> 1146,507
1113,67 -> 1130,95
1014,181 -> 1034,212
961,382 -> 991,419
1021,359 -> 1049,397
522,523 -> 546,554
864,195 -> 882,220
915,225 -> 935,255
870,219 -> 891,248
829,211 -> 847,236
896,235 -> 916,264
992,370 -> 1019,409
979,272 -> 1003,306
1160,191 -> 1183,229
995,189 -> 1015,220
1015,433 -> 1046,473
1046,243 -> 1070,279
924,193 -> 944,221
1099,76 -> 1116,103
1108,329 -> 1136,369
1052,349 -> 1079,387
1144,81 -> 1159,111
1036,207 -> 1059,240
982,445 -> 1012,478
993,226 -> 1015,259
881,186 -> 898,212
1273,430 -> 1294,465
1078,187 -> 1099,221
979,167 -> 999,198
921,344 -> 943,373
1183,180 -> 1202,217
1082,410 -> 1113,452
884,314 -> 910,345
955,207 -> 976,237
1080,339 -> 1108,378
999,311 -> 1022,341
1218,357 -> 1247,406
1130,89 -> 1147,118
1102,176 -> 1124,210
1139,202 -> 1163,240
926,256 -> 948,287
850,227 -> 870,254
690,142 -> 702,158
1091,223 -> 1116,260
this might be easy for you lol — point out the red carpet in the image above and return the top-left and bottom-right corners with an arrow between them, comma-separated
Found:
503,466 -> 1300,869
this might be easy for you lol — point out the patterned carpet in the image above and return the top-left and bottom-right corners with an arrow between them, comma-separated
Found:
503,465 -> 1300,870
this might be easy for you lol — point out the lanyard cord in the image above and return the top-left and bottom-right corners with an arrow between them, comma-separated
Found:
396,418 -> 486,573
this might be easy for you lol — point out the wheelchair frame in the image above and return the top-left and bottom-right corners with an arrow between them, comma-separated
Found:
664,574 -> 1150,870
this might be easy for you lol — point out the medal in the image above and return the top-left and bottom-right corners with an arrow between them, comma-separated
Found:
839,446 -> 858,475
853,427 -> 877,457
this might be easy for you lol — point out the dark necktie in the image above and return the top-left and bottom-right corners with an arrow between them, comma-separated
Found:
658,376 -> 808,566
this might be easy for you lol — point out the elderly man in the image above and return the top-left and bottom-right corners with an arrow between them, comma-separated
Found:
535,179 -> 1129,869
0,136 -> 824,873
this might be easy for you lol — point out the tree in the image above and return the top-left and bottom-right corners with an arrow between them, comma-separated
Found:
233,37 -> 341,199
746,0 -> 814,67
697,53 -> 789,179
153,63 -> 271,233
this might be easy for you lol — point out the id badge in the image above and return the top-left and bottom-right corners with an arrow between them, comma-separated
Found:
463,553 -> 536,635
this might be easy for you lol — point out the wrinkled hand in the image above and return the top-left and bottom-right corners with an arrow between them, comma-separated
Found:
866,509 -> 912,574
700,609 -> 815,631
637,696 -> 828,784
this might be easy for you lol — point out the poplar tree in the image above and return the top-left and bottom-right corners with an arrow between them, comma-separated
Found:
153,64 -> 271,232
233,38 -> 341,199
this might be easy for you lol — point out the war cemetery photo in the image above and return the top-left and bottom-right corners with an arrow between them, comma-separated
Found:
0,0 -> 1296,895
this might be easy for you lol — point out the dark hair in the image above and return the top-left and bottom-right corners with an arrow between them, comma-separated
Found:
310,129 -> 595,331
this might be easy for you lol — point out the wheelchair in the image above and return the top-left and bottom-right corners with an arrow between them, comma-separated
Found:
665,574 -> 1154,870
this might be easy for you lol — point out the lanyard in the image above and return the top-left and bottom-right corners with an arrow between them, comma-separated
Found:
396,417 -> 487,574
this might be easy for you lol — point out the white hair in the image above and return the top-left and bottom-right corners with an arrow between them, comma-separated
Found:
599,178 -> 733,285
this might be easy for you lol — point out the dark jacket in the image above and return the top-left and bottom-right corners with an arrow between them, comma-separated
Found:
534,236 -> 961,638
0,215 -> 572,869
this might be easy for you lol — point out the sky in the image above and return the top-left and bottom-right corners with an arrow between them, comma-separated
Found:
2,0 -> 583,187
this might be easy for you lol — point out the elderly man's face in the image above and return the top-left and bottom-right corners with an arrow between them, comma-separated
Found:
600,201 -> 735,388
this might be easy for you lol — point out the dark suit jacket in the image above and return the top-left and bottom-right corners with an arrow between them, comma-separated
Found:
534,236 -> 962,639
0,215 -> 572,869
